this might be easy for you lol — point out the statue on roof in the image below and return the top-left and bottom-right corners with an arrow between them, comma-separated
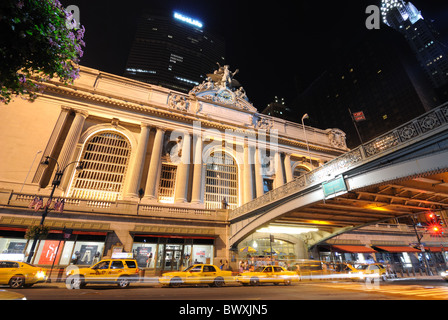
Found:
188,64 -> 257,112
207,63 -> 241,89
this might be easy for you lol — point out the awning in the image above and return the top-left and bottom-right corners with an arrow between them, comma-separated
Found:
331,245 -> 377,253
424,246 -> 445,252
373,246 -> 420,253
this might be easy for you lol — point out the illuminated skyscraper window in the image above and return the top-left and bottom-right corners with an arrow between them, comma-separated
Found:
69,131 -> 132,201
381,0 -> 448,89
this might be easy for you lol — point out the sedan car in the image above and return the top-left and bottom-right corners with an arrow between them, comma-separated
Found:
236,265 -> 299,286
349,263 -> 388,281
0,261 -> 47,288
159,264 -> 233,287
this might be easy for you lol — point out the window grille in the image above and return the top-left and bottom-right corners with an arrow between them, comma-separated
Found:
205,151 -> 238,210
69,131 -> 131,201
158,163 -> 177,203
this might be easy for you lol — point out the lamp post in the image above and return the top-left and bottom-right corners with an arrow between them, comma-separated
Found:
301,114 -> 312,166
26,156 -> 83,263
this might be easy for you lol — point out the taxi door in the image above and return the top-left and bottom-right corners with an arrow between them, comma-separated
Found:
262,266 -> 274,283
186,265 -> 203,284
108,260 -> 125,281
87,260 -> 110,281
0,261 -> 17,284
202,265 -> 218,285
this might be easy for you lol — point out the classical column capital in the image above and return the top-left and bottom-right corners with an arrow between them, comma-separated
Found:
73,109 -> 89,118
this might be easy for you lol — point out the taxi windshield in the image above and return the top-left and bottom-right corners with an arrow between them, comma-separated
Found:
356,265 -> 369,270
183,265 -> 202,272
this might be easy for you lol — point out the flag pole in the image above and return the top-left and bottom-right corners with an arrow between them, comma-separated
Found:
348,108 -> 364,145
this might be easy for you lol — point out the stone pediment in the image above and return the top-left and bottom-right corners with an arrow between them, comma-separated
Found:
189,64 -> 257,113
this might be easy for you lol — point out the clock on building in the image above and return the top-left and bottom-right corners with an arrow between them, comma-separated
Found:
216,89 -> 236,104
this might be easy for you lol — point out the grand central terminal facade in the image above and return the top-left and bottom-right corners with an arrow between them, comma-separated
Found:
0,65 -> 349,273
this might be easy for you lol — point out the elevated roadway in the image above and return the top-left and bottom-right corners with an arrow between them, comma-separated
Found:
229,102 -> 448,249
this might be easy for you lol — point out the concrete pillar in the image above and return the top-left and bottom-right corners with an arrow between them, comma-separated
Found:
174,132 -> 191,203
274,151 -> 285,188
243,142 -> 254,203
58,109 -> 88,190
254,148 -> 264,198
191,132 -> 203,204
143,127 -> 165,200
124,124 -> 150,198
284,153 -> 293,183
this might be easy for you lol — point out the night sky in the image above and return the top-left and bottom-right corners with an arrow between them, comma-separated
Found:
60,0 -> 448,112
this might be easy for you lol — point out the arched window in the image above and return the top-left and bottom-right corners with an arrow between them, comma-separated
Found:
293,165 -> 309,179
69,131 -> 132,201
205,151 -> 238,210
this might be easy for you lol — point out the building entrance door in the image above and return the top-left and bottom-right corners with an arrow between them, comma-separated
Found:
163,245 -> 183,271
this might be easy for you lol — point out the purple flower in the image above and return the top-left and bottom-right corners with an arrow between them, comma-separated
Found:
76,25 -> 85,41
18,74 -> 26,83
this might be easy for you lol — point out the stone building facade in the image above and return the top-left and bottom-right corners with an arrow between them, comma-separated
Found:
0,65 -> 348,273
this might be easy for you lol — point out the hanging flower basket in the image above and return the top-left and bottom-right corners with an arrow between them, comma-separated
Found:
25,225 -> 50,240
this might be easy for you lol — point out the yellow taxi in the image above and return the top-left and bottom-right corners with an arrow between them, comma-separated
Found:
349,263 -> 388,281
65,258 -> 139,289
236,265 -> 299,286
0,261 -> 47,288
159,264 -> 233,287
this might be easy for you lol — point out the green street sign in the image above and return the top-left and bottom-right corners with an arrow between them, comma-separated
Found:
322,176 -> 347,197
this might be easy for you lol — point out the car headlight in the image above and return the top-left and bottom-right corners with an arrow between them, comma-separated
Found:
441,272 -> 447,277
36,271 -> 46,279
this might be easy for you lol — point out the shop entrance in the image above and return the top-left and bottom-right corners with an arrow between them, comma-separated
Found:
132,235 -> 215,273
164,245 -> 183,271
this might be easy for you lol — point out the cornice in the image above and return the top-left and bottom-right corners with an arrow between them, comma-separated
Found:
39,80 -> 346,156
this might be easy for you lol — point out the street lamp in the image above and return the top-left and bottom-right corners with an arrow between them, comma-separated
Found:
301,113 -> 312,166
26,156 -> 83,263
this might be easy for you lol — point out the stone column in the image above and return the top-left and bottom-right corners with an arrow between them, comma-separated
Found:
274,151 -> 285,189
124,124 -> 150,199
174,132 -> 191,203
284,153 -> 293,183
243,142 -> 254,203
143,127 -> 165,200
254,148 -> 264,198
58,109 -> 88,190
191,132 -> 203,204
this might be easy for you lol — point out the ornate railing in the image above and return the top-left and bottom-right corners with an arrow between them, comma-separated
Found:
7,193 -> 224,220
230,102 -> 448,221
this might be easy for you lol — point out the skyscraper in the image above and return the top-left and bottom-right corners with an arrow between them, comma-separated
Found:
381,0 -> 448,98
123,11 -> 226,93
295,29 -> 438,148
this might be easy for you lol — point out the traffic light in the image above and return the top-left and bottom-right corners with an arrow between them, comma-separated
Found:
425,212 -> 444,236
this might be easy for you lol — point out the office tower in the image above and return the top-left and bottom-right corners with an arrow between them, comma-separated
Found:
124,11 -> 226,93
296,29 -> 438,148
381,0 -> 448,99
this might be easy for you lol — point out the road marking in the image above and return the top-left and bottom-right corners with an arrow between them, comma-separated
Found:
308,282 -> 448,299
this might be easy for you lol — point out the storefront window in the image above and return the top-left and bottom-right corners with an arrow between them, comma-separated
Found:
70,241 -> 105,265
132,236 -> 214,271
132,243 -> 157,268
192,244 -> 213,264
0,238 -> 27,255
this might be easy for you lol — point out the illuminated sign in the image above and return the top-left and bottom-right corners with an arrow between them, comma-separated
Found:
173,12 -> 203,28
